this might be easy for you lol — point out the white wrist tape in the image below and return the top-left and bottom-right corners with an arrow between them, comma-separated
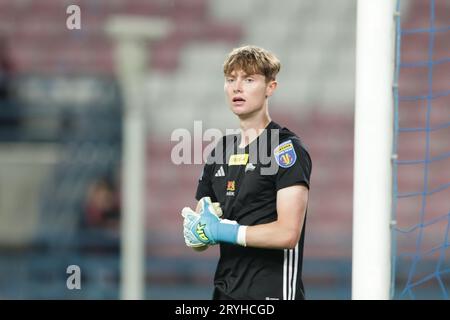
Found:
237,226 -> 248,247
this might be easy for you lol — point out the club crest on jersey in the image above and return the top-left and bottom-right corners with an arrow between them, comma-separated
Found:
226,180 -> 236,196
227,181 -> 235,191
274,140 -> 297,168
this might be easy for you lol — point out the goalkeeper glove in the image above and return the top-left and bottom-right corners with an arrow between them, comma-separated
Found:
182,197 -> 247,247
181,200 -> 222,249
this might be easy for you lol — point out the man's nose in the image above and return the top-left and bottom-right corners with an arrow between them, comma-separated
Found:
233,80 -> 243,93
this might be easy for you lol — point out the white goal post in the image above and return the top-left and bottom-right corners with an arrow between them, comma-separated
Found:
106,16 -> 171,300
352,0 -> 396,300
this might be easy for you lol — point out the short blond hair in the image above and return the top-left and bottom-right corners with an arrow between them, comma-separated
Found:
223,45 -> 281,82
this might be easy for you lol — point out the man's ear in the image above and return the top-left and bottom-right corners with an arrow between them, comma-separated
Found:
266,80 -> 278,98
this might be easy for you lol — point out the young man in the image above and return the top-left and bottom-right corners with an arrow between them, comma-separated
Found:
181,45 -> 312,300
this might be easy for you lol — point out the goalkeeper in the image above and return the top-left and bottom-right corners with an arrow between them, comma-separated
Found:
181,45 -> 312,300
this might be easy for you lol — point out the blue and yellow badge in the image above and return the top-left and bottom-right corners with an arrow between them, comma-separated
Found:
274,140 -> 297,168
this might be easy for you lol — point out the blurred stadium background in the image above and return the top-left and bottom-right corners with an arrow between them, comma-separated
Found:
0,0 -> 447,299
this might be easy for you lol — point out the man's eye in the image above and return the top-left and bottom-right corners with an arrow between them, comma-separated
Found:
245,78 -> 254,82
226,78 -> 235,82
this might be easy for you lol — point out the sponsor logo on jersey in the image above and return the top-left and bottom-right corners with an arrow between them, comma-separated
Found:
245,163 -> 256,172
214,166 -> 225,177
229,154 -> 249,166
274,140 -> 297,168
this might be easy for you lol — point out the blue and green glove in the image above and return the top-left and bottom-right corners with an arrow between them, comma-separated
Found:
181,197 -> 247,248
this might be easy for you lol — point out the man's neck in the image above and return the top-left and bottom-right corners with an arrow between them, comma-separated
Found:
238,110 -> 271,148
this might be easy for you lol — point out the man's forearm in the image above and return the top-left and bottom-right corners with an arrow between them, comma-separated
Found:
245,220 -> 303,250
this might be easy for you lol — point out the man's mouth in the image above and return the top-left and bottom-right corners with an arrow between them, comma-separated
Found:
232,97 -> 246,103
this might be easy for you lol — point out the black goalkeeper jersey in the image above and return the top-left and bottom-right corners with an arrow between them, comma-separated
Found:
196,121 -> 312,300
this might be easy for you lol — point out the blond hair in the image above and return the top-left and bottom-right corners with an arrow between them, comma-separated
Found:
223,45 -> 281,82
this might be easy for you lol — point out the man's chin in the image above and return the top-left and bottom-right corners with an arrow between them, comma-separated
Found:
235,113 -> 256,122
231,106 -> 250,117
233,111 -> 250,119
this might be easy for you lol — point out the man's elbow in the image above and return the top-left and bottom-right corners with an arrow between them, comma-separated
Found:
283,231 -> 300,249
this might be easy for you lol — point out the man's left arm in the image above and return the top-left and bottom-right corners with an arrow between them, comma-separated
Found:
244,184 -> 308,249
182,185 -> 308,249
244,138 -> 311,249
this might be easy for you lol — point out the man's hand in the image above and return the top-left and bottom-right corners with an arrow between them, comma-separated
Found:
181,199 -> 223,249
182,197 -> 240,247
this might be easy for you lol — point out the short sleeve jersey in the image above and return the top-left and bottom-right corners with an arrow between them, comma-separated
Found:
196,121 -> 312,300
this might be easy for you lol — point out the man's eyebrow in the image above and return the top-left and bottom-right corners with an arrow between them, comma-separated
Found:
242,72 -> 260,77
226,73 -> 255,77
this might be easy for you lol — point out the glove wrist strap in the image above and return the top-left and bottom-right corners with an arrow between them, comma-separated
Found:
216,221 -> 239,245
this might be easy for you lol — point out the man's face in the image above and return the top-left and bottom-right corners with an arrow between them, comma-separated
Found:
224,69 -> 276,117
